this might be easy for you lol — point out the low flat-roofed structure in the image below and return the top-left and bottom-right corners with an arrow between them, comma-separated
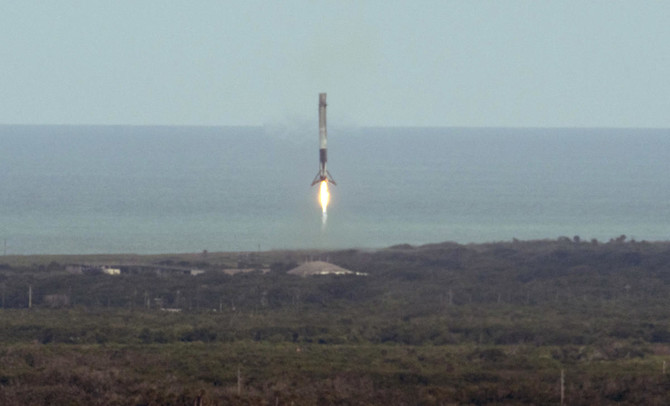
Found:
221,268 -> 271,275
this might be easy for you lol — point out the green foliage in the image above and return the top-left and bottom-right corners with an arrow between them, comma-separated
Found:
0,238 -> 670,403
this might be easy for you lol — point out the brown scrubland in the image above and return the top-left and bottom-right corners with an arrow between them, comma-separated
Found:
1,236 -> 670,405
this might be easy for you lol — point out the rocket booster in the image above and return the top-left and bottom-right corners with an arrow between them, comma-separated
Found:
311,93 -> 336,186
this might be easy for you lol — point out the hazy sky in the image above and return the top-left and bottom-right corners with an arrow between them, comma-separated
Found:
1,1 -> 668,127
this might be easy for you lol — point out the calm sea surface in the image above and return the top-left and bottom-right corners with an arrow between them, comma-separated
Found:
1,125 -> 669,254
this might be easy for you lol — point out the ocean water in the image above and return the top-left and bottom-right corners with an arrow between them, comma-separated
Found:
1,125 -> 669,254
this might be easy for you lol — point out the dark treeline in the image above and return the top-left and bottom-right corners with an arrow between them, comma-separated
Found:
4,236 -> 670,309
1,237 -> 670,405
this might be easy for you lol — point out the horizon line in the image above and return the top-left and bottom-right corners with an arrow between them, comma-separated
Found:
0,123 -> 668,130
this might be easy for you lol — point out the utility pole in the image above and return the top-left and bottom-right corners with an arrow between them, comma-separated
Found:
28,285 -> 32,309
237,366 -> 242,396
560,368 -> 565,406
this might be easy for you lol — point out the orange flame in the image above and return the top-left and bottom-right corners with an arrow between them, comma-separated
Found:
319,180 -> 330,214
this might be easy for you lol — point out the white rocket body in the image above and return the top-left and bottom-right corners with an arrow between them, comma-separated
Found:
311,93 -> 336,186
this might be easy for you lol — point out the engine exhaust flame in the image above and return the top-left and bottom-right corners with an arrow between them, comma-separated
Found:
319,180 -> 330,214
319,180 -> 330,225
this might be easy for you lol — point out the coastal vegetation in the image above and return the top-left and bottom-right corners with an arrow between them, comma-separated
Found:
1,237 -> 670,404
